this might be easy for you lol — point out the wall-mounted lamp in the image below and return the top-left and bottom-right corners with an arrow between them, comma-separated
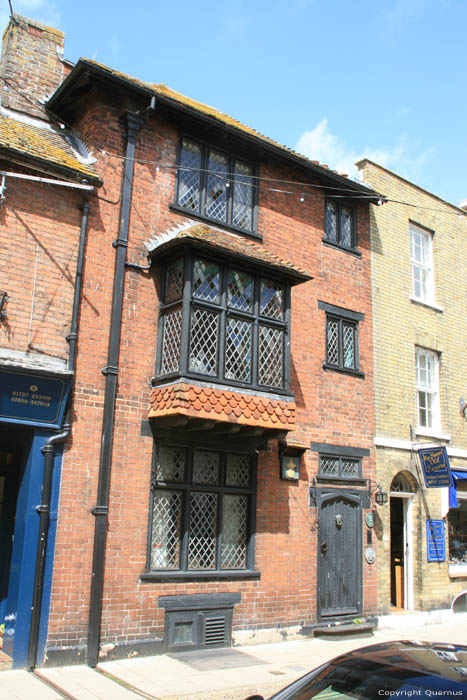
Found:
0,291 -> 9,320
279,440 -> 307,481
375,485 -> 388,506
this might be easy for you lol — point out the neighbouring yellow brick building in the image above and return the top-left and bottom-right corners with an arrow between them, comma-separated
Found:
357,160 -> 467,615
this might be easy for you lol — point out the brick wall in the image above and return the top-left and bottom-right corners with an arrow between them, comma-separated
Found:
358,159 -> 467,613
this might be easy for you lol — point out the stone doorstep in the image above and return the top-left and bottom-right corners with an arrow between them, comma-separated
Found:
313,623 -> 375,638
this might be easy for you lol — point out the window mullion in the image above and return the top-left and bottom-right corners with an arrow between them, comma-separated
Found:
180,253 -> 193,376
338,318 -> 344,367
283,285 -> 291,392
216,490 -> 223,571
219,267 -> 227,380
226,156 -> 234,226
252,276 -> 259,386
200,146 -> 208,218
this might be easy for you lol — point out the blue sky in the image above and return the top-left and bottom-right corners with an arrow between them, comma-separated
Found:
2,0 -> 466,206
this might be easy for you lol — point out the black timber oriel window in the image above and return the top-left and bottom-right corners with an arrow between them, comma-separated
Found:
174,137 -> 258,236
324,199 -> 357,251
318,301 -> 364,376
157,253 -> 291,393
148,445 -> 256,574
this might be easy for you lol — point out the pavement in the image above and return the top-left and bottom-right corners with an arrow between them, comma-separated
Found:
2,612 -> 467,700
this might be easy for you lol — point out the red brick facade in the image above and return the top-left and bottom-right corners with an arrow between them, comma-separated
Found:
0,15 -> 377,665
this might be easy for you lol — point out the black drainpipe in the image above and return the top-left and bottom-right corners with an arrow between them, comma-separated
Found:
87,112 -> 144,668
27,194 -> 91,670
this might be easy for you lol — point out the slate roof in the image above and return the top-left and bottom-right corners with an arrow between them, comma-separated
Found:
149,382 -> 296,431
145,223 -> 312,283
0,112 -> 99,182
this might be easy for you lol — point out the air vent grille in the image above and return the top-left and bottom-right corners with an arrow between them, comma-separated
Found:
204,616 -> 225,645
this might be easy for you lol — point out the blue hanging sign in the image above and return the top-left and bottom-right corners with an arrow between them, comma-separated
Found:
426,519 -> 445,562
0,368 -> 71,428
418,446 -> 451,488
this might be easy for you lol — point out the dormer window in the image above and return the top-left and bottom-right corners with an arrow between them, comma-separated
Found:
157,252 -> 291,393
173,138 -> 258,236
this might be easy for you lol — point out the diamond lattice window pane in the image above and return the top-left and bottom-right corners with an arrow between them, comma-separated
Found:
225,318 -> 252,382
188,492 -> 218,569
178,140 -> 201,212
233,161 -> 253,230
341,207 -> 352,247
320,457 -> 339,476
325,201 -> 337,241
226,454 -> 250,488
221,495 -> 247,569
165,257 -> 184,303
342,459 -> 360,477
206,150 -> 228,222
258,325 -> 283,387
228,269 -> 253,312
193,259 -> 220,303
193,450 -> 220,485
260,279 -> 283,320
161,307 -> 182,374
156,446 -> 186,482
151,490 -> 182,569
326,319 -> 339,365
189,308 -> 219,375
343,323 -> 355,369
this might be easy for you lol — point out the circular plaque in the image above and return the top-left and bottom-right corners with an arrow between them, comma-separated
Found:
365,512 -> 374,528
365,546 -> 376,564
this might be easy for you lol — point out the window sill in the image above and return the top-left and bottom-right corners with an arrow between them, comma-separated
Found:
415,427 -> 451,441
410,296 -> 444,313
322,363 -> 365,378
448,564 -> 467,578
169,203 -> 261,241
322,239 -> 362,257
141,570 -> 261,583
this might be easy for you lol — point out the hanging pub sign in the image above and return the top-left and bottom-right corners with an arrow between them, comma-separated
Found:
418,446 -> 451,488
0,368 -> 71,428
426,519 -> 446,562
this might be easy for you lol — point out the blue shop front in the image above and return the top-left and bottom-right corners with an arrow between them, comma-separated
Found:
0,364 -> 71,667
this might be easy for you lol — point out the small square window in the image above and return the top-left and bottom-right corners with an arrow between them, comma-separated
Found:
325,199 -> 356,250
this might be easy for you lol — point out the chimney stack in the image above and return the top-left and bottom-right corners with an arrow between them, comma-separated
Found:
0,14 -> 65,119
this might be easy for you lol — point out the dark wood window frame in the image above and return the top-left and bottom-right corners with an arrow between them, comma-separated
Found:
142,444 -> 259,582
171,135 -> 260,239
323,198 -> 360,255
156,251 -> 292,395
318,301 -> 364,377
310,443 -> 370,486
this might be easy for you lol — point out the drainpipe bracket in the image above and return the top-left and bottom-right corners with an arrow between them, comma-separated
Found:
101,365 -> 118,376
36,505 -> 49,514
91,505 -> 109,516
112,238 -> 128,249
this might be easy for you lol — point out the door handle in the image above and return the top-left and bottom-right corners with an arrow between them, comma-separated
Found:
321,542 -> 328,554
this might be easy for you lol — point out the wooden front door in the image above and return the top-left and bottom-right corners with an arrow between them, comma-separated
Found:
318,491 -> 362,619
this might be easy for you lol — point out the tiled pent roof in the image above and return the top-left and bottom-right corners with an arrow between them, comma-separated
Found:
145,223 -> 312,283
149,382 -> 296,431
0,113 -> 99,181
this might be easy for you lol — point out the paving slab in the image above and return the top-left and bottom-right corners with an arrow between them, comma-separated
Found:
0,670 -> 63,700
37,666 -> 143,700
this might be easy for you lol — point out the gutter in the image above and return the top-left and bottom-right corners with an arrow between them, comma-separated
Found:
27,196 -> 91,669
87,111 -> 144,668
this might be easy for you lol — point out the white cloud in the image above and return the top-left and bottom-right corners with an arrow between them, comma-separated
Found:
295,118 -> 435,184
0,0 -> 62,37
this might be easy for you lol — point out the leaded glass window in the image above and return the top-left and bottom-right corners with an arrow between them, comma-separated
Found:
324,199 -> 356,250
319,455 -> 361,480
157,255 -> 290,392
325,315 -> 358,372
175,138 -> 257,234
149,446 -> 255,573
